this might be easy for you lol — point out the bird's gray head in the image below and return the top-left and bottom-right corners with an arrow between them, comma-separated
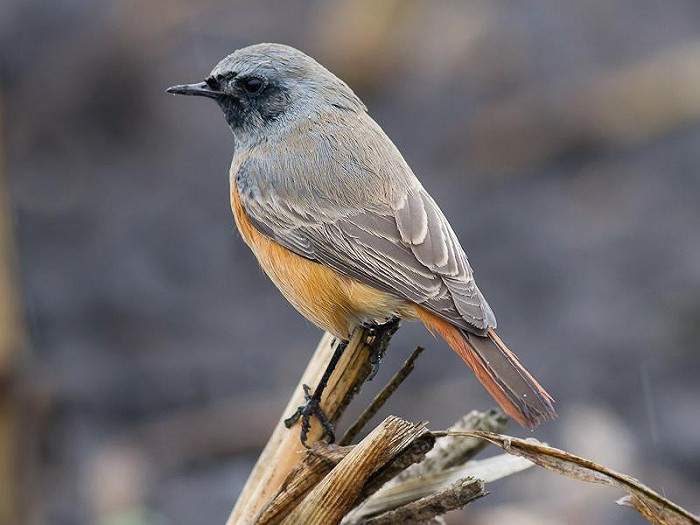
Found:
167,43 -> 365,140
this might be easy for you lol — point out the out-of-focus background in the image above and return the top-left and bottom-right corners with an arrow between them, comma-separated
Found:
2,1 -> 700,524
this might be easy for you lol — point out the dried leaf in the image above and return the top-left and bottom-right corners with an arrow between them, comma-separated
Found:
344,410 -> 517,523
459,431 -> 699,525
344,452 -> 532,523
394,409 -> 508,483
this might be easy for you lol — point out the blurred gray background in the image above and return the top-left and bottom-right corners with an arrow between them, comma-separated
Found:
1,1 -> 699,524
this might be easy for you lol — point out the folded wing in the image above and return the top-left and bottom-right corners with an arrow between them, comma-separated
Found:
237,143 -> 496,335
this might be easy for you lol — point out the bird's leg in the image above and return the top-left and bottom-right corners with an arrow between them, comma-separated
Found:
284,318 -> 401,444
365,317 -> 401,381
284,338 -> 348,444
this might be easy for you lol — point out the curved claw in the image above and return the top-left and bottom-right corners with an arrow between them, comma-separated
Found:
284,384 -> 336,444
365,317 -> 401,381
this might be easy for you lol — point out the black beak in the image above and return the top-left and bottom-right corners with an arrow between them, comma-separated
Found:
166,81 -> 222,99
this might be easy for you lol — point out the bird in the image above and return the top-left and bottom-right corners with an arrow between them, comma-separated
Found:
167,43 -> 555,442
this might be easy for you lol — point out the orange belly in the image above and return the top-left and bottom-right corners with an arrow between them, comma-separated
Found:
230,180 -> 410,338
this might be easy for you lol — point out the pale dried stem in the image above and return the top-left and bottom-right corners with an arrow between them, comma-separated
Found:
343,410 -> 513,524
394,409 -> 508,482
227,327 -> 388,524
362,477 -> 486,525
340,346 -> 424,446
253,443 -> 353,525
281,416 -> 429,525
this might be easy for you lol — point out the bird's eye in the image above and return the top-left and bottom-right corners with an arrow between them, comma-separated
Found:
242,76 -> 265,94
205,76 -> 219,90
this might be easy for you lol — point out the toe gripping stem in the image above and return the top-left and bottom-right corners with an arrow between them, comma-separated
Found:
284,339 -> 348,444
284,317 -> 400,445
366,317 -> 401,381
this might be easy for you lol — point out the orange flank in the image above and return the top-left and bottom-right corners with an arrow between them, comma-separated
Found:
230,179 -> 409,338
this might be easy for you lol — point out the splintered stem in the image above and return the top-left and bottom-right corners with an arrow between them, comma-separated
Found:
227,326 -> 397,524
340,346 -> 424,446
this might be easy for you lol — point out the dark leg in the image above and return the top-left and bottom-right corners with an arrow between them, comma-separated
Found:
365,317 -> 401,381
284,318 -> 401,445
284,338 -> 348,444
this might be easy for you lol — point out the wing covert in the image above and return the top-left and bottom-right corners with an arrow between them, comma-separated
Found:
233,113 -> 496,333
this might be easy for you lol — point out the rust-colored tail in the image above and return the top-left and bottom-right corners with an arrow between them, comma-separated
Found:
415,307 -> 556,427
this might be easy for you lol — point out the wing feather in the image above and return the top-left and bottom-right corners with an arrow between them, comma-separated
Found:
234,112 -> 496,333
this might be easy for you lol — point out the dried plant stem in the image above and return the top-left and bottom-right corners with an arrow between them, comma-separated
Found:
344,410 -> 513,524
253,443 -> 353,525
362,477 -> 486,525
394,409 -> 508,480
227,326 -> 392,524
281,416 -> 428,525
340,346 -> 424,446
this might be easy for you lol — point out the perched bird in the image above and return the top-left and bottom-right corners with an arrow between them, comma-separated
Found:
167,43 -> 555,441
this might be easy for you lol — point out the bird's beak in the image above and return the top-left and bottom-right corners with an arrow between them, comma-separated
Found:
166,81 -> 222,99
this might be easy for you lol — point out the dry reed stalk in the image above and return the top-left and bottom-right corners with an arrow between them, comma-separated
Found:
228,326 -> 395,524
280,416 -> 428,525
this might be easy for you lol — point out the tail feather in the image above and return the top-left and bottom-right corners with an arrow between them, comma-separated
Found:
415,307 -> 555,427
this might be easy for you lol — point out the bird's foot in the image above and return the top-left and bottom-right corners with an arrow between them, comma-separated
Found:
365,317 -> 401,381
284,384 -> 335,445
